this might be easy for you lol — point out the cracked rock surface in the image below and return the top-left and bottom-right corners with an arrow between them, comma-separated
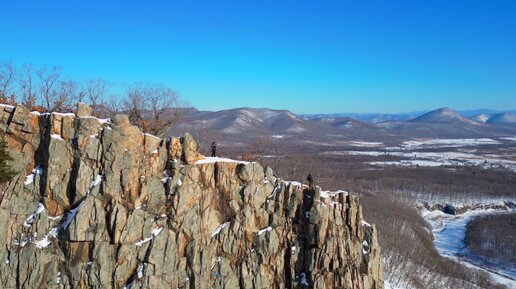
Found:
0,104 -> 383,289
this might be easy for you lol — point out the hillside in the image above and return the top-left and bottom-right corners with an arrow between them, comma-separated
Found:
175,107 -> 315,135
375,107 -> 514,138
410,107 -> 479,124
487,113 -> 516,126
0,104 -> 383,289
172,107 -> 516,141
470,114 -> 493,123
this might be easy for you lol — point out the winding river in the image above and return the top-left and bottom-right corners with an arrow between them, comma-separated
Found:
422,207 -> 516,289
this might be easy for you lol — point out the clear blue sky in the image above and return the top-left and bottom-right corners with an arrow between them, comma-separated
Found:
1,0 -> 515,113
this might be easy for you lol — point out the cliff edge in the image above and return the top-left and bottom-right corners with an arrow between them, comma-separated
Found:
0,103 -> 383,289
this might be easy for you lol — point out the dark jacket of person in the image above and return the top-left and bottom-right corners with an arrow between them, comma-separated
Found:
307,173 -> 313,187
211,142 -> 217,157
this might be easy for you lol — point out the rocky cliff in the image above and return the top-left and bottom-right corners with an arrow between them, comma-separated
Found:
0,103 -> 383,289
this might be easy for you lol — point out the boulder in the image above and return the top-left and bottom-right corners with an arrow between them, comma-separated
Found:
181,133 -> 204,164
76,102 -> 92,117
113,114 -> 131,128
237,162 -> 264,183
443,204 -> 457,215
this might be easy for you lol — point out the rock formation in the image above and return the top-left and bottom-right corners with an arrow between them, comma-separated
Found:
0,103 -> 383,289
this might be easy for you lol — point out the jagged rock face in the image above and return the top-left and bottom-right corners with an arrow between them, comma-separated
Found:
0,104 -> 383,289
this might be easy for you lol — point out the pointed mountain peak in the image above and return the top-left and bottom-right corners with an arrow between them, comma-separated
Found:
411,107 -> 468,123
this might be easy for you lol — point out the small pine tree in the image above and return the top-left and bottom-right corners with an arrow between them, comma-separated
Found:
0,135 -> 15,184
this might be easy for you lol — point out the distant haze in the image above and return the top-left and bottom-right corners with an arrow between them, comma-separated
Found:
299,108 -> 516,122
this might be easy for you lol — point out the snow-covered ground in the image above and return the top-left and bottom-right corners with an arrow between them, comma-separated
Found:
402,138 -> 500,149
326,149 -> 516,172
422,208 -> 516,289
327,137 -> 509,151
346,141 -> 384,147
384,280 -> 409,289
324,140 -> 516,172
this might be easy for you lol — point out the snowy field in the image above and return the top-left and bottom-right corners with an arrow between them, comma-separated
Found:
325,149 -> 516,172
402,138 -> 500,149
422,208 -> 516,289
358,150 -> 515,171
323,137 -> 516,172
346,141 -> 384,147
384,280 -> 407,289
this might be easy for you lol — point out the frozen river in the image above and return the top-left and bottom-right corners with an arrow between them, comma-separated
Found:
422,208 -> 516,289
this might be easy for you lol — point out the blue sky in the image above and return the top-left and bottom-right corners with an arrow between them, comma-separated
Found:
1,0 -> 515,113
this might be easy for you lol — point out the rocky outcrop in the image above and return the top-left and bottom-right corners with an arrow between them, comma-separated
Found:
0,103 -> 383,289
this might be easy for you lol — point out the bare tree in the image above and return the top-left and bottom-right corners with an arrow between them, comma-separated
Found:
18,64 -> 37,109
55,79 -> 80,111
239,136 -> 283,163
124,83 -> 147,129
36,65 -> 63,111
97,94 -> 123,119
85,78 -> 109,114
123,83 -> 183,137
75,84 -> 87,103
147,84 -> 183,136
0,61 -> 15,98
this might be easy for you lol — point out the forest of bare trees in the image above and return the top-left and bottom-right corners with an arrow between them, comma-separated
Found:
0,60 -> 184,137
465,214 -> 516,268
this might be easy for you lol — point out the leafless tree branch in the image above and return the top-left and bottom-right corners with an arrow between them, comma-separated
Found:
36,65 -> 63,111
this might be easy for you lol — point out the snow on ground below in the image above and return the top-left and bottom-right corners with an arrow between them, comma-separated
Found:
421,208 -> 516,288
424,199 -> 514,211
347,141 -> 384,147
333,138 -> 501,150
371,160 -> 445,167
330,150 -> 516,172
384,280 -> 410,289
402,138 -> 500,148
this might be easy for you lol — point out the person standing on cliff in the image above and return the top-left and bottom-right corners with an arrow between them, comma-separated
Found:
211,141 -> 217,157
307,173 -> 314,189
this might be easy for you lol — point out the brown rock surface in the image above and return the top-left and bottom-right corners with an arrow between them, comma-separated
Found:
0,105 -> 383,289
76,102 -> 93,117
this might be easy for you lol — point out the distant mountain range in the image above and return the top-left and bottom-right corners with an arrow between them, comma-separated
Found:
300,108 -> 516,123
171,107 -> 516,141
